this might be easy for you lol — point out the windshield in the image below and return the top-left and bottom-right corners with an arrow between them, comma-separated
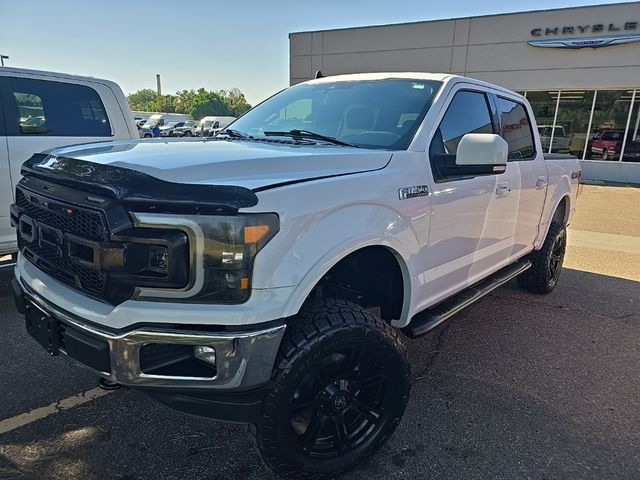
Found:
229,78 -> 442,150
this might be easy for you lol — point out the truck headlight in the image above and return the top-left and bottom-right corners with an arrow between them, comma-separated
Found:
196,213 -> 279,303
132,212 -> 279,303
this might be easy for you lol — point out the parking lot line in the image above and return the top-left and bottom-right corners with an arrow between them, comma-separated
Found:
0,387 -> 115,435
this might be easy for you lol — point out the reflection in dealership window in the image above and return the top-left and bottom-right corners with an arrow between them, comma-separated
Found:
586,90 -> 634,161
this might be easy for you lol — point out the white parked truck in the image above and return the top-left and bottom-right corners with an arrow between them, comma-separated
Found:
142,113 -> 193,128
0,67 -> 138,269
11,73 -> 580,479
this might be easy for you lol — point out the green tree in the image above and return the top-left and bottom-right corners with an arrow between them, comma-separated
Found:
127,87 -> 252,118
218,88 -> 252,116
127,89 -> 159,111
187,88 -> 229,119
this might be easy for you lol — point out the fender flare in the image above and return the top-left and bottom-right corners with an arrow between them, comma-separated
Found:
281,236 -> 414,326
535,181 -> 571,248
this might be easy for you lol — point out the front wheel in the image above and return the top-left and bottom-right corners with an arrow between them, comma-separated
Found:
251,298 -> 410,479
518,222 -> 567,293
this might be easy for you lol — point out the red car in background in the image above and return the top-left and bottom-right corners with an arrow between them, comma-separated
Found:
590,129 -> 640,161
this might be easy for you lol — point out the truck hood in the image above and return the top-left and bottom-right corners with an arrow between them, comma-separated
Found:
44,138 -> 393,190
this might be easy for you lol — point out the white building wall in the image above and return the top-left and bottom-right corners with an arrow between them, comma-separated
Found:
290,2 -> 640,91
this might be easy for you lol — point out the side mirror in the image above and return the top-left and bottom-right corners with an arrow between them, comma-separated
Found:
431,133 -> 508,181
456,133 -> 508,166
455,133 -> 508,175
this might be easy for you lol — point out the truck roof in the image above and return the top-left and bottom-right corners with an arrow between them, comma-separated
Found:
302,72 -> 524,99
305,72 -> 452,84
0,66 -> 122,88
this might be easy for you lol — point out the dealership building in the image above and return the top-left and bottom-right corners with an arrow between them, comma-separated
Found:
289,2 -> 640,183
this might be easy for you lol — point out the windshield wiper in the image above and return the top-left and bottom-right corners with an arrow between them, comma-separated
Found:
263,129 -> 358,147
216,128 -> 252,139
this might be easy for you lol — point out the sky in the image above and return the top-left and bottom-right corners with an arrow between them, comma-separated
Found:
0,0 -> 629,105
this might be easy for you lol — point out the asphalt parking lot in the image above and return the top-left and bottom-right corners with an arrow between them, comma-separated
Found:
1,184 -> 639,480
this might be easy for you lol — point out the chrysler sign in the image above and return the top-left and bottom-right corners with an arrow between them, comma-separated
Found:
528,20 -> 640,49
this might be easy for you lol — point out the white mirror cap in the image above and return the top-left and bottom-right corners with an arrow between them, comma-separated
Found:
456,133 -> 509,166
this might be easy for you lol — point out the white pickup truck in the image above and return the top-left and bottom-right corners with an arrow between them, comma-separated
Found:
0,67 -> 138,269
11,73 -> 580,479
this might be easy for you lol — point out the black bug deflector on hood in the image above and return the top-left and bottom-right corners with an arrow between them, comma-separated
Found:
22,153 -> 258,213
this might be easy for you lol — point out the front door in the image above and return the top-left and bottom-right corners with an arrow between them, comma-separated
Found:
421,87 -> 519,309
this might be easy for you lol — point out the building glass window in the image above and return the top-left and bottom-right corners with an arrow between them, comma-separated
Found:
621,92 -> 640,162
553,90 -> 595,156
527,91 -> 558,154
586,90 -> 634,161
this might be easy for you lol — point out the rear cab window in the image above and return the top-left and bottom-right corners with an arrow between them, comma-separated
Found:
495,96 -> 536,160
0,76 -> 112,137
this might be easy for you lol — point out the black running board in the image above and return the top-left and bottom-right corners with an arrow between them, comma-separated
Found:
403,259 -> 531,339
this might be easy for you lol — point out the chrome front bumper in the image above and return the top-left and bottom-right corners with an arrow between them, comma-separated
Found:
18,279 -> 286,391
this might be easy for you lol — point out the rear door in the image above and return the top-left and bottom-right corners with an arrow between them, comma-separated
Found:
423,86 -> 519,307
493,94 -> 548,258
0,75 -> 121,200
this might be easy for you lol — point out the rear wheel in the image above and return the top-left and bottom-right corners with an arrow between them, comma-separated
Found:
251,298 -> 410,479
518,222 -> 567,294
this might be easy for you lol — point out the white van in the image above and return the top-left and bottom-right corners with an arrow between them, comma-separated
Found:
0,67 -> 138,267
198,116 -> 236,136
142,113 -> 193,128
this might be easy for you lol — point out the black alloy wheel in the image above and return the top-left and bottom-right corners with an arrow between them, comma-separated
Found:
289,344 -> 393,459
548,229 -> 566,288
251,298 -> 410,479
518,221 -> 567,293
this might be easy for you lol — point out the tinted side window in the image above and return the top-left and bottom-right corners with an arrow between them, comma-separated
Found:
495,97 -> 535,160
4,77 -> 111,137
602,132 -> 621,140
433,90 -> 494,155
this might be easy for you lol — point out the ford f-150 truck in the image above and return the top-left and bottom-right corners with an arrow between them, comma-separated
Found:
11,73 -> 580,479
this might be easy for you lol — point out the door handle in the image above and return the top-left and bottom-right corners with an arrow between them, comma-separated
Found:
495,182 -> 510,197
536,177 -> 547,189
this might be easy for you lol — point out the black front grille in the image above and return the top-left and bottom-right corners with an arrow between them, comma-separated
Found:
17,187 -> 110,299
16,178 -> 190,306
16,189 -> 108,241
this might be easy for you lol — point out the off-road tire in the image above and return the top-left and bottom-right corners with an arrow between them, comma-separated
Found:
517,222 -> 567,294
250,298 -> 411,479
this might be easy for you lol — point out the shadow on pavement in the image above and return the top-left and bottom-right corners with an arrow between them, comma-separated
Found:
0,267 -> 638,479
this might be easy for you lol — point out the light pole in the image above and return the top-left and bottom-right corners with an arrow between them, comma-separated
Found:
0,55 -> 8,66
